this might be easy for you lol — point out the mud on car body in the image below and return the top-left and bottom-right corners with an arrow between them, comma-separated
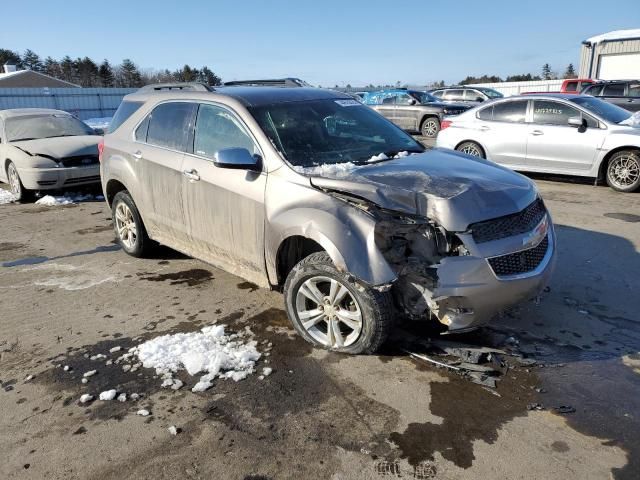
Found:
101,82 -> 556,354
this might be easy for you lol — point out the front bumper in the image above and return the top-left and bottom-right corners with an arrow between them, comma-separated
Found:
18,165 -> 101,190
427,221 -> 556,331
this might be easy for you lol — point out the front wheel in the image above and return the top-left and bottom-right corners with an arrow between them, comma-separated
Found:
283,252 -> 394,354
6,162 -> 33,202
456,141 -> 485,158
606,150 -> 640,193
421,117 -> 440,138
111,191 -> 152,257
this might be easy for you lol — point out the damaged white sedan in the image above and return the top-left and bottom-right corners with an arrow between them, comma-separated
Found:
0,109 -> 101,201
101,83 -> 556,354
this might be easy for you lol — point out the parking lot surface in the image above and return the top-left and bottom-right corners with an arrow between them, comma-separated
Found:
1,177 -> 639,480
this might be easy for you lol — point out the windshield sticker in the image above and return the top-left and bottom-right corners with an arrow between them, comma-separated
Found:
335,99 -> 360,107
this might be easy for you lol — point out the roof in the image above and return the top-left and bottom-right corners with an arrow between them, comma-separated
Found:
126,86 -> 351,107
584,29 -> 640,45
0,108 -> 69,120
504,93 -> 592,100
0,70 -> 80,88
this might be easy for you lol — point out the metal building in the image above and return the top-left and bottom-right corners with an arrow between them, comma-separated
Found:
579,29 -> 640,79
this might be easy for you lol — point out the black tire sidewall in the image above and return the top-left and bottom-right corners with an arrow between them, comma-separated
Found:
111,191 -> 147,257
284,253 -> 388,354
606,152 -> 640,193
422,117 -> 440,138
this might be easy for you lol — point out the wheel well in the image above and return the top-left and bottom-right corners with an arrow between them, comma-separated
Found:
420,115 -> 439,128
276,236 -> 324,287
106,180 -> 128,206
598,146 -> 640,182
454,140 -> 486,157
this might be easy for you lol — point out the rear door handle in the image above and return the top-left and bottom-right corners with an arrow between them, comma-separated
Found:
530,130 -> 544,136
479,126 -> 490,131
183,169 -> 200,182
132,151 -> 142,160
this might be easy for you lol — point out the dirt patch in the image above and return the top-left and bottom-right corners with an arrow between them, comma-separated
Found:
74,225 -> 113,235
138,269 -> 214,287
237,281 -> 259,292
604,213 -> 640,223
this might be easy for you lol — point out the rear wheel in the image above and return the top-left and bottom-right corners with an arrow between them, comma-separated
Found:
6,162 -> 33,202
606,150 -> 640,192
111,191 -> 152,257
284,252 -> 393,354
456,141 -> 485,158
421,117 -> 440,138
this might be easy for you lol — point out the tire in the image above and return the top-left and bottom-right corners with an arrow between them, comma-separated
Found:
6,162 -> 33,202
456,141 -> 485,158
111,191 -> 152,257
421,117 -> 440,138
283,252 -> 394,354
605,150 -> 640,193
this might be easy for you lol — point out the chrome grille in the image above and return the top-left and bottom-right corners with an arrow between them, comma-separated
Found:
488,235 -> 549,277
470,198 -> 547,244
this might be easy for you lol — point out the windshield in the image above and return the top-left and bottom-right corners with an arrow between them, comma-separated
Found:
249,99 -> 425,168
6,114 -> 95,142
411,91 -> 438,104
477,88 -> 503,99
570,97 -> 632,124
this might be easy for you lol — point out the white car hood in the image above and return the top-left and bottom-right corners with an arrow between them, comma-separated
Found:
11,136 -> 100,160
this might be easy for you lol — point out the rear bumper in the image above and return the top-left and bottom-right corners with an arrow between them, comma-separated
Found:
428,224 -> 556,331
18,165 -> 101,190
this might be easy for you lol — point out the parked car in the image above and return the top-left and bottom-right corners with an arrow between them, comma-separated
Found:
523,78 -> 595,95
362,89 -> 470,137
581,80 -> 640,112
429,86 -> 504,104
0,108 -> 101,201
101,82 -> 555,354
436,94 -> 640,192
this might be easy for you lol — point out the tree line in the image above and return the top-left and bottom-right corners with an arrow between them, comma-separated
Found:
0,48 -> 222,88
459,63 -> 577,85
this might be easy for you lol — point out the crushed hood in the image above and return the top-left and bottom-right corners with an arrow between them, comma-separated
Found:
309,149 -> 537,231
11,136 -> 100,160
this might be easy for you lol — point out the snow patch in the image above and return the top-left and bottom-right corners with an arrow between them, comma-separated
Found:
84,117 -> 112,130
0,188 -> 17,205
168,425 -> 179,436
136,409 -> 150,416
292,161 -> 362,177
621,111 -> 640,127
79,394 -> 94,404
585,29 -> 640,44
35,193 -> 102,206
99,389 -> 117,401
133,324 -> 261,393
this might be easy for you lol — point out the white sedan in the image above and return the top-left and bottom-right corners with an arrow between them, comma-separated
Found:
436,94 -> 640,192
0,109 -> 101,201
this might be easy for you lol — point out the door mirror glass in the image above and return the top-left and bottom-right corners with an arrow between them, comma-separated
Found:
475,97 -> 484,102
567,116 -> 585,128
408,98 -> 417,105
214,147 -> 261,171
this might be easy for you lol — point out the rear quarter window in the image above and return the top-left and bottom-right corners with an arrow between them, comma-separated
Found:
109,101 -> 143,133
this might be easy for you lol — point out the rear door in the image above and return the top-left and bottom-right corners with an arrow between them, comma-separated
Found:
181,103 -> 267,282
478,100 -> 529,168
599,83 -> 627,109
623,82 -> 640,112
525,100 -> 607,173
375,93 -> 398,125
134,101 -> 196,245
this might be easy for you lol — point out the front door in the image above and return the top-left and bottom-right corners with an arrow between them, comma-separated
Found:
395,92 -> 420,130
134,101 -> 197,245
181,103 -> 267,284
526,100 -> 607,173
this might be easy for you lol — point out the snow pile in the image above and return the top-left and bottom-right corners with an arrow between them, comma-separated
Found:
293,161 -> 362,177
368,152 -> 389,162
35,193 -> 103,206
0,189 -> 17,205
133,325 -> 261,393
84,117 -> 112,130
621,111 -> 640,127
585,29 -> 640,44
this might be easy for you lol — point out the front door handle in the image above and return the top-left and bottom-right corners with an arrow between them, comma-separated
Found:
132,151 -> 142,160
183,169 -> 200,182
530,130 -> 544,136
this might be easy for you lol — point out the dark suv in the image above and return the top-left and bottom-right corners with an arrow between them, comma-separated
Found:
429,86 -> 504,104
362,89 -> 470,138
581,80 -> 640,112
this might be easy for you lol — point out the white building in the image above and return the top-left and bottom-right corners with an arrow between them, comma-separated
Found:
579,29 -> 640,79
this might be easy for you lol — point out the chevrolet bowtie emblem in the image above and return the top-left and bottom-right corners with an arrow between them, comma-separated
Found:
522,215 -> 548,248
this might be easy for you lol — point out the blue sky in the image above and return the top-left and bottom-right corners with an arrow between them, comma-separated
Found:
2,0 -> 639,86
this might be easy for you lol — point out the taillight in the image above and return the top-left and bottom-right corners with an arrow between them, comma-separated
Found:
98,139 -> 104,162
440,120 -> 452,130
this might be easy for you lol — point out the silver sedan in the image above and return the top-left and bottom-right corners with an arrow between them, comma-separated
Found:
436,94 -> 640,192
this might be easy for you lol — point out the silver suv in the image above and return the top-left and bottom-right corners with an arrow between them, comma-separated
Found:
101,82 -> 556,354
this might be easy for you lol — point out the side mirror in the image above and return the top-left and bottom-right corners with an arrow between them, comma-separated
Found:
408,99 -> 417,105
93,128 -> 105,135
475,97 -> 484,102
568,116 -> 586,128
214,147 -> 261,171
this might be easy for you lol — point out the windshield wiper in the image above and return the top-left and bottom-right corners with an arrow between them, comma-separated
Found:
44,134 -> 78,139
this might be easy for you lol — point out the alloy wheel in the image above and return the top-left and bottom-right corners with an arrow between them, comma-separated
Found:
7,164 -> 21,197
295,275 -> 363,348
114,202 -> 138,250
422,119 -> 439,137
460,144 -> 482,157
608,154 -> 640,189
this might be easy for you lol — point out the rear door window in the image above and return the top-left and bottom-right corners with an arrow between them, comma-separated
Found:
603,83 -> 625,97
109,101 -> 143,133
146,102 -> 197,152
444,89 -> 464,101
491,101 -> 527,123
628,83 -> 640,97
532,100 -> 581,126
193,104 -> 257,159
431,90 -> 443,98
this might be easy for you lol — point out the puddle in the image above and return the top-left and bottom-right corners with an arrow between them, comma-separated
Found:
237,281 -> 259,292
1,244 -> 121,268
74,225 -> 114,235
138,269 -> 213,287
604,213 -> 640,223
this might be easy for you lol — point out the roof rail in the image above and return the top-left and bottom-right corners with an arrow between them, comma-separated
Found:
222,78 -> 310,88
137,82 -> 213,92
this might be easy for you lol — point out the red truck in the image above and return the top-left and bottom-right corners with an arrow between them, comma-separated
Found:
523,78 -> 594,95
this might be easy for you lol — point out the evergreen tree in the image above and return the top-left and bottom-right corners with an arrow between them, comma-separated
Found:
0,48 -> 23,69
98,60 -> 115,87
60,56 -> 76,83
563,63 -> 577,79
199,66 -> 221,86
76,57 -> 99,86
43,57 -> 62,79
542,63 -> 552,80
22,49 -> 43,72
118,59 -> 143,87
